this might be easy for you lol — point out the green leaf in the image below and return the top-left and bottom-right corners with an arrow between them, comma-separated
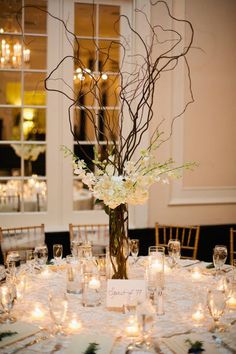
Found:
83,342 -> 100,354
0,331 -> 18,341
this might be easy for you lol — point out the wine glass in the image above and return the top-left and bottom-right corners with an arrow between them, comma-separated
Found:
53,244 -> 63,264
213,245 -> 227,276
130,239 -> 139,264
0,284 -> 16,323
49,291 -> 68,335
167,239 -> 181,268
207,289 -> 226,332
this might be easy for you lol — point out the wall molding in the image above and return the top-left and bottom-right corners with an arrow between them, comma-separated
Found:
169,0 -> 236,207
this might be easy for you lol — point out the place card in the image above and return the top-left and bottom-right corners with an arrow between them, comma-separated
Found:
106,279 -> 146,308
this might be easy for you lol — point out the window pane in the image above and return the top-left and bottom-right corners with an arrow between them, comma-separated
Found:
101,109 -> 119,142
74,78 -> 96,107
74,109 -> 95,142
0,71 -> 21,105
24,72 -> 46,105
74,39 -> 96,71
0,0 -> 22,33
0,144 -> 21,177
99,5 -> 120,38
73,180 -> 93,210
0,107 -> 21,141
21,144 -> 46,176
74,144 -> 94,172
23,177 -> 47,212
74,3 -> 96,37
23,36 -> 47,70
0,179 -> 21,213
99,75 -> 119,107
98,40 -> 119,72
0,35 -> 24,69
23,108 -> 46,141
24,0 -> 47,34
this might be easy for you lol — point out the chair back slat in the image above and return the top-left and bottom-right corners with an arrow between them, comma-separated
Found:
155,223 -> 200,260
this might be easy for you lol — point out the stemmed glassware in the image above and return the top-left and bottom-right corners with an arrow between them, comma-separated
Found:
49,291 -> 68,335
130,239 -> 139,264
167,239 -> 181,268
213,245 -> 228,276
53,244 -> 63,264
207,289 -> 226,332
0,284 -> 16,323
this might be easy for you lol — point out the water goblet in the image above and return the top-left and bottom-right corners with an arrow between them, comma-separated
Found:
49,291 -> 68,335
213,245 -> 228,276
167,239 -> 181,268
130,239 -> 139,264
53,244 -> 63,264
0,284 -> 16,323
207,289 -> 226,332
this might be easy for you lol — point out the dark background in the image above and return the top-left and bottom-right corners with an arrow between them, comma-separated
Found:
0,224 -> 235,265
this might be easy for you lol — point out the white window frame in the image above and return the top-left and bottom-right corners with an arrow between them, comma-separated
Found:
0,0 -> 151,231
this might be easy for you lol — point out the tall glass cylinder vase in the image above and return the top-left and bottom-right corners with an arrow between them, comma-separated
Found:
109,203 -> 129,279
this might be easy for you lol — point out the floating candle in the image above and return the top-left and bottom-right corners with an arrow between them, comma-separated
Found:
191,267 -> 202,280
88,277 -> 101,290
31,305 -> 44,319
69,318 -> 82,330
125,316 -> 140,337
227,295 -> 236,309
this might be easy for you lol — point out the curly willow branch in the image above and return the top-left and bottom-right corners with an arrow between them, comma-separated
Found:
16,1 -> 194,173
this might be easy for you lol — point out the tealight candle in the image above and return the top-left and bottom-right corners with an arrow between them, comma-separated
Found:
125,316 -> 140,337
192,304 -> 204,323
31,305 -> 44,320
41,268 -> 51,279
151,260 -> 163,272
68,318 -> 82,331
227,295 -> 236,309
88,277 -> 101,290
191,267 -> 202,280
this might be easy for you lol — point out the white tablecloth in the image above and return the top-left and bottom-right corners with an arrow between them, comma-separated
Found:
1,259 -> 236,354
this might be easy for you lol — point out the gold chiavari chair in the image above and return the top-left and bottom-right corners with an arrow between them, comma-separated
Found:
0,224 -> 45,263
230,227 -> 236,265
155,223 -> 200,260
69,223 -> 109,253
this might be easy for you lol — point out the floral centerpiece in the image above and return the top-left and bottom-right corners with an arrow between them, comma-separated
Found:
20,1 -> 195,278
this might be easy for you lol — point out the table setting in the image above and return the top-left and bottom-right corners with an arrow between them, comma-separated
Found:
0,241 -> 236,354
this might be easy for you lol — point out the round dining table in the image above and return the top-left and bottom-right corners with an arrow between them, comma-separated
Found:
1,258 -> 236,354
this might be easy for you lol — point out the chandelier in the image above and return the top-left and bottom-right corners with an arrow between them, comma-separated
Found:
0,29 -> 30,68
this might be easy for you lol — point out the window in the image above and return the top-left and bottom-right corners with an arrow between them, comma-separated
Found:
0,0 -> 47,213
0,0 -> 144,230
73,3 -> 121,211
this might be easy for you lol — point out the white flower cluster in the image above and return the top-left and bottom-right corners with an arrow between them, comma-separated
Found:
74,149 -> 182,209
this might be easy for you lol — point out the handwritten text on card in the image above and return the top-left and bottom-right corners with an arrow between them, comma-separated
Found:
106,279 -> 146,308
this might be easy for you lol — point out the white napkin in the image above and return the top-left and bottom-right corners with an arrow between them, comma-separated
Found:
64,334 -> 114,354
161,333 -> 220,354
0,321 -> 40,348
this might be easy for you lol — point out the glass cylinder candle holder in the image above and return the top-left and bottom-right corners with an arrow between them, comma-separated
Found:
82,273 -> 101,307
67,261 -> 82,294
